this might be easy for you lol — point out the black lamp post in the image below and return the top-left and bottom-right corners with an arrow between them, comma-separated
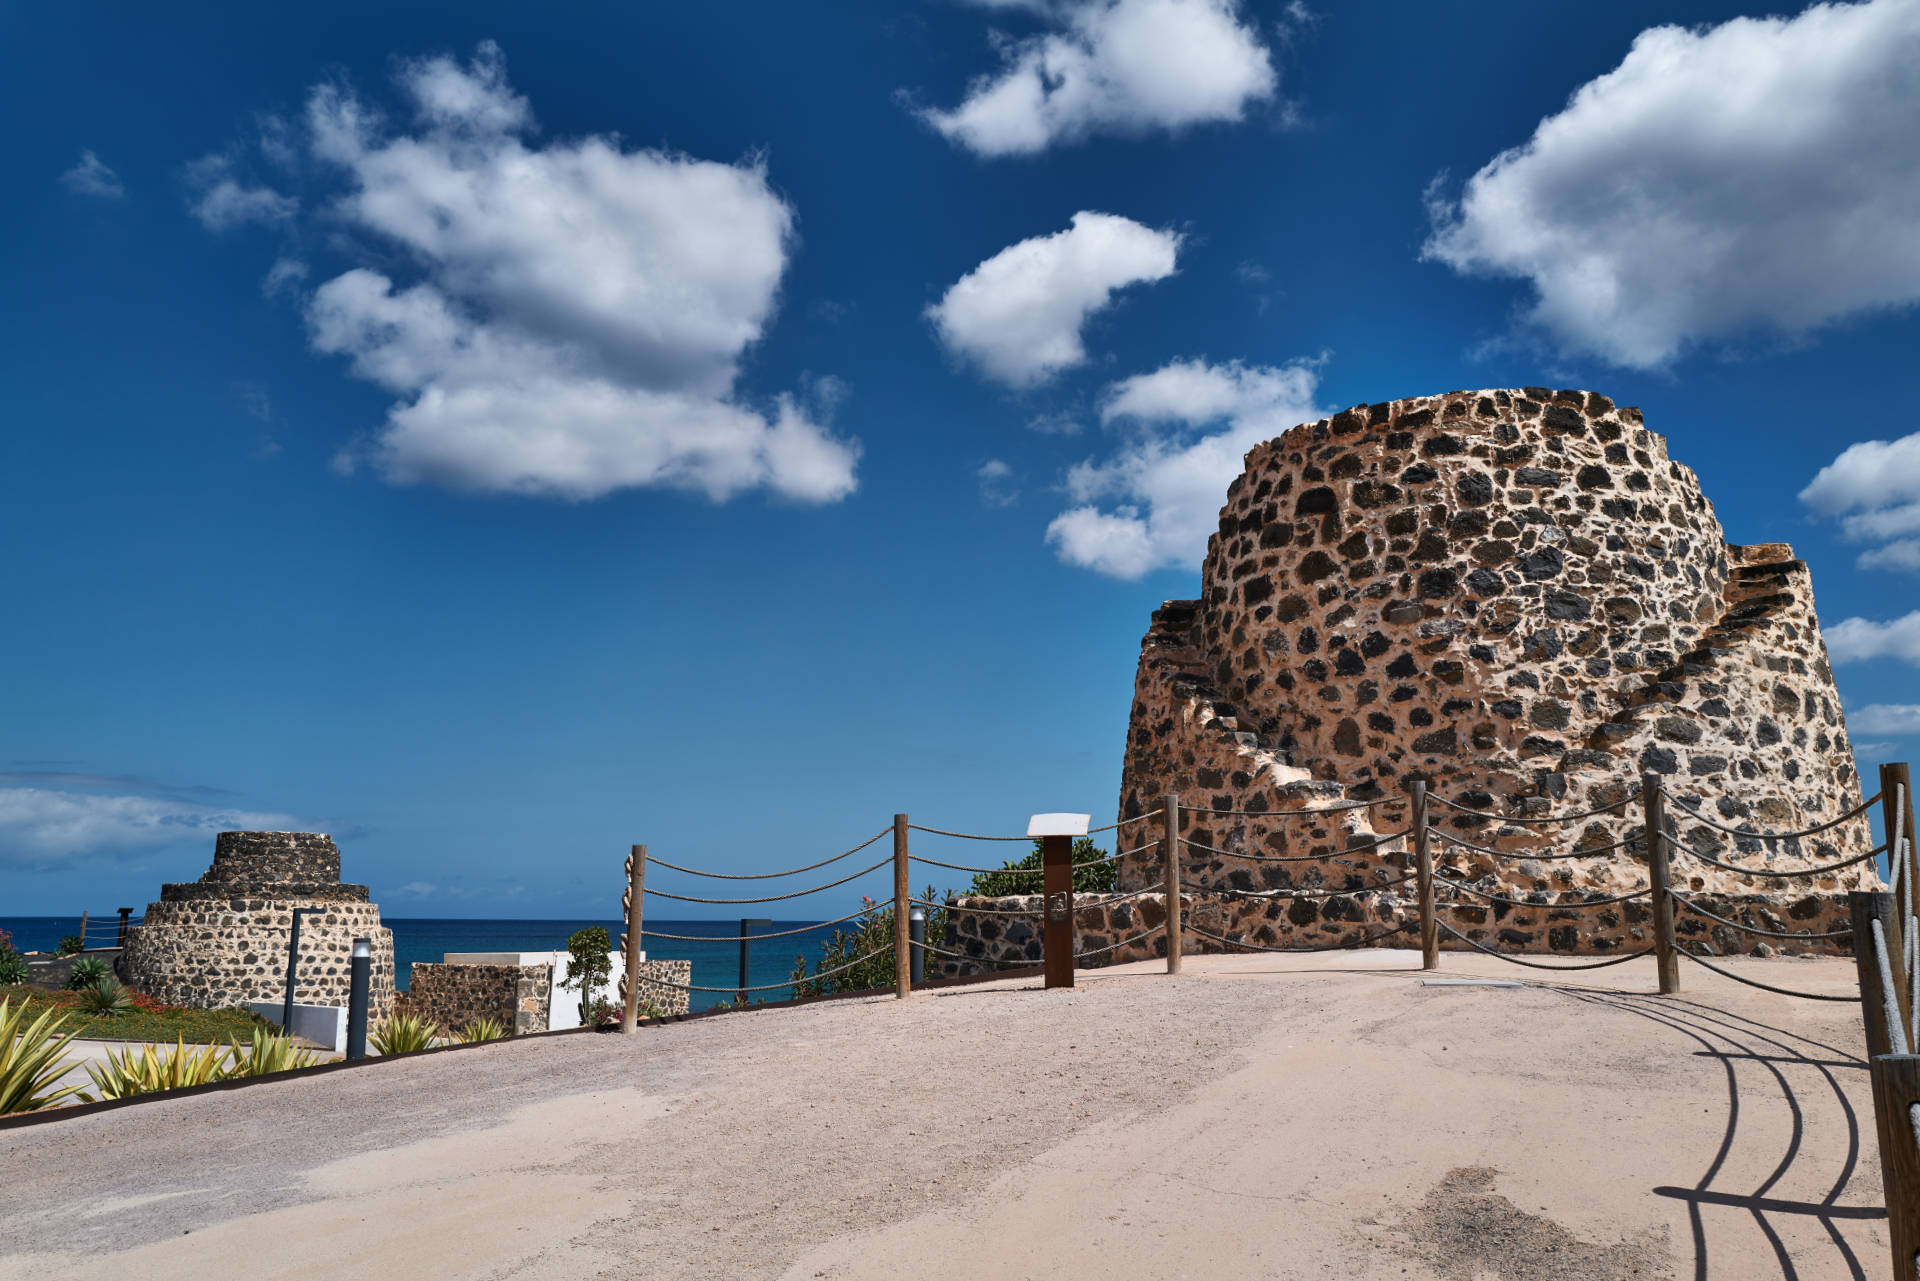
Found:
281,907 -> 323,1037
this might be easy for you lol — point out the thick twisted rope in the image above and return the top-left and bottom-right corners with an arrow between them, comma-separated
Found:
907,850 -> 1125,875
643,829 -> 889,880
1436,920 -> 1651,970
1675,947 -> 1860,1003
916,896 -> 1041,917
1187,921 -> 1412,952
1659,787 -> 1881,840
917,940 -> 1043,968
1666,892 -> 1854,942
1192,796 -> 1390,818
1668,838 -> 1884,879
1207,875 -> 1411,901
905,824 -> 1032,842
1431,794 -> 1631,824
1433,876 -> 1648,909
1183,828 -> 1406,862
1432,828 -> 1638,862
639,903 -> 883,943
1086,809 -> 1163,834
648,943 -> 895,996
644,854 -> 892,904
1075,925 -> 1167,960
1075,881 -> 1166,909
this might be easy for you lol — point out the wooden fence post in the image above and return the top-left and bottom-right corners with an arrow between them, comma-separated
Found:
1886,762 -> 1915,957
1869,1053 -> 1920,1281
1163,793 -> 1182,975
620,844 -> 645,1033
1410,779 -> 1436,970
893,814 -> 910,1000
1854,891 -> 1910,1061
78,910 -> 88,948
1643,775 -> 1680,995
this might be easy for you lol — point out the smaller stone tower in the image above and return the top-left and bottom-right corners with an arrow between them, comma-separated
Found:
123,832 -> 395,1019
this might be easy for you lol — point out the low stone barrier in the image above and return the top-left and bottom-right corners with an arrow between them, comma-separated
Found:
936,888 -> 1854,977
396,958 -> 693,1033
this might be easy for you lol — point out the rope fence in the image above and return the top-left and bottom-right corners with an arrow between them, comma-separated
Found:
605,764 -> 1920,1271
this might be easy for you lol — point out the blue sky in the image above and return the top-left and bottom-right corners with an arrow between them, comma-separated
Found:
4,0 -> 1918,919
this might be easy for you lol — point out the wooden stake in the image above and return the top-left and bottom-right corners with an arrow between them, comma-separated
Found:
893,814 -> 910,1000
1886,762 -> 1916,956
1854,891 -> 1911,1060
1042,833 -> 1074,989
1869,1052 -> 1920,1281
1411,779 -> 1436,970
620,844 -> 644,1033
1163,794 -> 1182,976
1643,776 -> 1680,995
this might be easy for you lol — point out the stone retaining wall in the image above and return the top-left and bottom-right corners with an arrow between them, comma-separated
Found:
397,963 -> 551,1035
397,959 -> 695,1032
936,887 -> 1854,977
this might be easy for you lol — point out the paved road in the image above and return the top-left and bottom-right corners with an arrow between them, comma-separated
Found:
0,951 -> 1887,1280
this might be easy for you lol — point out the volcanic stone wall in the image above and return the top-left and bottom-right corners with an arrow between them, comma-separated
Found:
943,388 -> 1877,972
1116,389 -> 1874,902
397,963 -> 552,1036
123,832 -> 396,1019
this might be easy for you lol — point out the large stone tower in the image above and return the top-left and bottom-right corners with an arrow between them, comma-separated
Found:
1113,388 -> 1874,924
123,831 -> 395,1019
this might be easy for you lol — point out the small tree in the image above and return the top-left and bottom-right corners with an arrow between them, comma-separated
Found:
561,927 -> 613,1024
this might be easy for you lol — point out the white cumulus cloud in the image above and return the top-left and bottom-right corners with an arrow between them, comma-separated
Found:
928,212 -> 1180,388
1801,429 -> 1920,571
60,150 -> 123,199
1424,0 -> 1920,368
0,788 -> 304,869
205,42 -> 858,504
1848,704 -> 1920,736
1046,357 -> 1322,578
1827,612 -> 1920,667
186,155 -> 297,231
923,0 -> 1278,156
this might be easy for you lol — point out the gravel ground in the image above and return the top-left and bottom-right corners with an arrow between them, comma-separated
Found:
0,951 -> 1888,1281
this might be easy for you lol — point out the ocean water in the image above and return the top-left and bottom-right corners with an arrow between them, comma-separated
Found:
1,916 -> 849,1013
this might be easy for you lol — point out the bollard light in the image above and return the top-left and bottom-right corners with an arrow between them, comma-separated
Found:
346,936 -> 371,1060
908,905 -> 926,986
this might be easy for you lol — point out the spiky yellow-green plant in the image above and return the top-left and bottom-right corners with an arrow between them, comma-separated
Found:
1,997 -> 85,1114
82,1036 -> 231,1101
456,1017 -> 506,1043
369,1013 -> 439,1055
224,1027 -> 320,1077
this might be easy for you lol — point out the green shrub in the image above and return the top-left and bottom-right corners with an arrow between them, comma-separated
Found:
1,997 -> 86,1114
370,1013 -> 439,1055
0,953 -> 26,986
561,927 -> 613,1024
56,936 -> 85,957
225,1027 -> 319,1076
789,884 -> 951,998
77,978 -> 133,1016
65,957 -> 111,991
961,838 -> 1116,896
82,1037 -> 229,1101
457,1017 -> 506,1043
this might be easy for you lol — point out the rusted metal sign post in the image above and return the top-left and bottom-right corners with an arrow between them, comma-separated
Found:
1030,813 -> 1089,990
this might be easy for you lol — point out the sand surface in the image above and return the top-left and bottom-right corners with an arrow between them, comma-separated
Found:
0,950 -> 1888,1280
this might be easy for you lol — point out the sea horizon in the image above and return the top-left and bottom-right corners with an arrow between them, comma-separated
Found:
1,914 -> 854,1013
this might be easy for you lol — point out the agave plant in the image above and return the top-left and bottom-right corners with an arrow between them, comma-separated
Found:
83,1036 -> 232,1101
224,1027 -> 320,1077
0,952 -> 27,986
65,957 -> 111,991
77,978 -> 134,1016
1,997 -> 85,1114
369,1013 -> 439,1055
456,1017 -> 506,1043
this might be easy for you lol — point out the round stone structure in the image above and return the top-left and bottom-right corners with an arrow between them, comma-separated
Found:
937,388 -> 1879,975
123,831 -> 395,1019
1116,387 -> 1875,899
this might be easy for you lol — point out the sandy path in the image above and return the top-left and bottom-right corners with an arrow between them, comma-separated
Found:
0,950 -> 1888,1280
